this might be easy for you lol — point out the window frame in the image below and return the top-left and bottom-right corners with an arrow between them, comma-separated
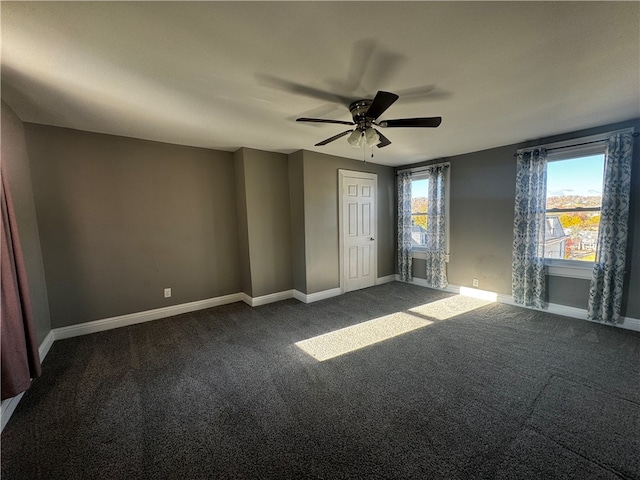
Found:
543,139 -> 606,278
408,165 -> 450,261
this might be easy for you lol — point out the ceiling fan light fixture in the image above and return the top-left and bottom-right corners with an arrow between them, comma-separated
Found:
347,129 -> 364,148
364,127 -> 380,147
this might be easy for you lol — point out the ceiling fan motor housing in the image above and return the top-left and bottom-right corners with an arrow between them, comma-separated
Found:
349,99 -> 374,130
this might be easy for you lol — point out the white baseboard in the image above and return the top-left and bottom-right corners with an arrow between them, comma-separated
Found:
294,277 -> 395,304
242,290 -> 294,307
398,276 -> 640,332
292,290 -> 307,303
619,317 -> 640,331
396,275 -> 427,288
395,275 -> 460,294
0,391 -> 25,432
293,287 -> 342,304
504,294 -> 640,332
544,302 -> 588,320
442,284 -> 461,295
38,330 -> 55,363
376,274 -> 396,285
53,293 -> 244,341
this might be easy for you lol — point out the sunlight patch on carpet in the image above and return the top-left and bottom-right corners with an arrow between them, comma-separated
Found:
296,293 -> 496,361
408,294 -> 494,321
295,311 -> 432,361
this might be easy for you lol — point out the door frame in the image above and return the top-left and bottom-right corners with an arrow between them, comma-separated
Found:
338,169 -> 378,294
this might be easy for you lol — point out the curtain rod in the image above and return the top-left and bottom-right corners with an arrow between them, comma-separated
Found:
547,138 -> 605,152
513,140 -> 604,158
515,129 -> 637,157
396,161 -> 450,175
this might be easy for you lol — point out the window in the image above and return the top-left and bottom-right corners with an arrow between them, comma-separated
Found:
538,138 -> 608,279
515,129 -> 633,289
408,166 -> 450,259
544,151 -> 605,263
411,177 -> 429,248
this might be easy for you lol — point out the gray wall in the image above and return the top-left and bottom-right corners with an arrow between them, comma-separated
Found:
237,148 -> 293,298
288,151 -> 306,294
17,121 -> 394,328
547,277 -> 590,309
403,118 -> 640,318
447,144 -> 517,293
25,124 -> 241,328
1,102 -> 51,344
298,151 -> 395,294
234,149 -> 252,296
627,123 -> 640,318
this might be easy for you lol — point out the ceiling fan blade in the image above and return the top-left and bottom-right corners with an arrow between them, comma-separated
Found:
395,85 -> 451,102
342,38 -> 376,93
365,50 -> 407,95
255,74 -> 352,105
365,91 -> 399,120
379,117 -> 442,128
374,129 -> 391,148
315,129 -> 354,146
297,117 -> 355,126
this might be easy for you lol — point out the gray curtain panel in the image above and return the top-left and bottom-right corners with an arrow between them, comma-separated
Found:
1,165 -> 42,400
423,164 -> 449,288
512,148 -> 547,308
587,132 -> 634,323
397,171 -> 413,282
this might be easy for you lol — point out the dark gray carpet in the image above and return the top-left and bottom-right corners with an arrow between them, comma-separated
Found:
2,282 -> 639,479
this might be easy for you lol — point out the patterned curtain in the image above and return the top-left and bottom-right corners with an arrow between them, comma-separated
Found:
512,148 -> 547,308
587,132 -> 634,323
397,171 -> 413,281
423,164 -> 449,288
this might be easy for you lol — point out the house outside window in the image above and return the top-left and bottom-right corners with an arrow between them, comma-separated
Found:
544,216 -> 568,259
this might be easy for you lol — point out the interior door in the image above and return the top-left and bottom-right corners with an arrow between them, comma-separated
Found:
340,171 -> 377,292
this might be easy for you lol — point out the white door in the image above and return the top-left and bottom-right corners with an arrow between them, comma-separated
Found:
339,170 -> 377,292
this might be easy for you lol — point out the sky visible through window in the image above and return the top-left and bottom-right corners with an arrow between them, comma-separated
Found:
546,154 -> 604,197
412,178 -> 428,198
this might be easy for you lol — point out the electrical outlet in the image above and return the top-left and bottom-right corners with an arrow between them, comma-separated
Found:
472,279 -> 479,287
164,288 -> 171,298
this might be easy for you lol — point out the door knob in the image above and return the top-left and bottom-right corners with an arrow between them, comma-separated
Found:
369,237 -> 375,241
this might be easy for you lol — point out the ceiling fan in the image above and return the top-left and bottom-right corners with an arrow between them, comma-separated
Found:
297,90 -> 442,148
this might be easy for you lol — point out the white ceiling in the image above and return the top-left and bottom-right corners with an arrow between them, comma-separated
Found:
2,1 -> 639,167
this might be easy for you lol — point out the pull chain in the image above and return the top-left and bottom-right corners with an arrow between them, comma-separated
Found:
361,144 -> 375,163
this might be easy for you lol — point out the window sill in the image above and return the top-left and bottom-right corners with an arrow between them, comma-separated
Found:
545,259 -> 593,280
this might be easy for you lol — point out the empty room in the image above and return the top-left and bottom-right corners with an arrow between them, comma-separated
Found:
1,2 -> 639,479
